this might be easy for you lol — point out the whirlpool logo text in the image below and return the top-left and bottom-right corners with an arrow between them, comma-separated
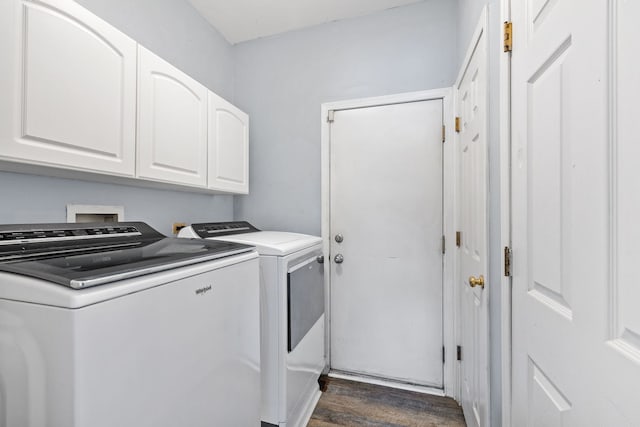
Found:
195,285 -> 212,296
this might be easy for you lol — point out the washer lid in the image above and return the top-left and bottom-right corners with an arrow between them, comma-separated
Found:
208,231 -> 322,256
0,222 -> 254,289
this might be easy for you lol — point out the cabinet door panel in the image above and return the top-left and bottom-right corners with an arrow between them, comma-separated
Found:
208,93 -> 249,194
137,46 -> 208,187
0,0 -> 136,176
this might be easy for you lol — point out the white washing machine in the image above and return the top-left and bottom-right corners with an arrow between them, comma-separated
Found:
0,222 -> 261,427
179,222 -> 325,427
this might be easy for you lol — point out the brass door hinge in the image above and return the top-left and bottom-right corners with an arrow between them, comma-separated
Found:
455,117 -> 461,133
504,246 -> 512,277
456,231 -> 461,247
504,21 -> 513,52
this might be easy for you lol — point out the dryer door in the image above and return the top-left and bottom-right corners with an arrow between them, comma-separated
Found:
287,250 -> 324,352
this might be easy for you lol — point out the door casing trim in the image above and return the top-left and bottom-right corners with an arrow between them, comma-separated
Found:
500,0 -> 512,426
320,87 -> 456,398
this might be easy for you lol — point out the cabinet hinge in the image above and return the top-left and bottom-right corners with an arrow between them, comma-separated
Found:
455,117 -> 461,133
443,346 -> 445,363
442,235 -> 446,254
442,125 -> 446,143
504,246 -> 512,277
457,345 -> 462,361
504,21 -> 513,52
327,110 -> 335,123
456,231 -> 461,247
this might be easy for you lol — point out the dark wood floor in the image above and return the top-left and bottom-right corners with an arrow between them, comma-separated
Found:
308,377 -> 466,427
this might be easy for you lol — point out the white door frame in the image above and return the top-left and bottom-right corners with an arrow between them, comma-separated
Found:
455,2 -> 513,425
320,88 -> 457,397
499,0 -> 512,426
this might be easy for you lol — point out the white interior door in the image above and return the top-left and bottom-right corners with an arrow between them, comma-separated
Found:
604,2 -> 640,424
329,99 -> 444,387
511,0 -> 640,425
456,14 -> 489,427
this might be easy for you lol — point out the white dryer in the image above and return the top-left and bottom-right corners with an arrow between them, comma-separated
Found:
179,222 -> 325,427
0,222 -> 261,427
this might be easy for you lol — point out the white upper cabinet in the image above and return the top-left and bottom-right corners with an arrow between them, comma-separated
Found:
0,0 -> 137,176
0,0 -> 249,193
208,92 -> 249,194
137,46 -> 208,187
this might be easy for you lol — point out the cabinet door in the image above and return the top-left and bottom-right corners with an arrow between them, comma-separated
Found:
0,0 -> 137,176
137,46 -> 208,187
208,92 -> 249,194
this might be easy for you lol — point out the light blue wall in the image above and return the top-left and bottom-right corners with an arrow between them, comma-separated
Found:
233,0 -> 458,235
75,0 -> 235,100
0,0 -> 236,235
0,173 -> 233,233
457,0 -> 504,425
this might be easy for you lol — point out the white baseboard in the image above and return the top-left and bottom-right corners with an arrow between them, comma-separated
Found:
292,388 -> 322,427
328,371 -> 445,397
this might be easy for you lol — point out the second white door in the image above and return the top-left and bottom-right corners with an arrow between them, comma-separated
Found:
456,13 -> 489,427
329,99 -> 444,387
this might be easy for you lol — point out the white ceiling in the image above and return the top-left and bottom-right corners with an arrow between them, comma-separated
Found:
188,0 -> 426,45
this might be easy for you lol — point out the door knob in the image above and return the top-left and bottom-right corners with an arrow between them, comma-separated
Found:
334,254 -> 344,264
335,234 -> 344,243
316,255 -> 324,264
468,275 -> 485,289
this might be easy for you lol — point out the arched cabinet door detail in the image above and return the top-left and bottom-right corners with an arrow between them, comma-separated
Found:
136,46 -> 208,187
0,0 -> 137,176
208,92 -> 249,194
